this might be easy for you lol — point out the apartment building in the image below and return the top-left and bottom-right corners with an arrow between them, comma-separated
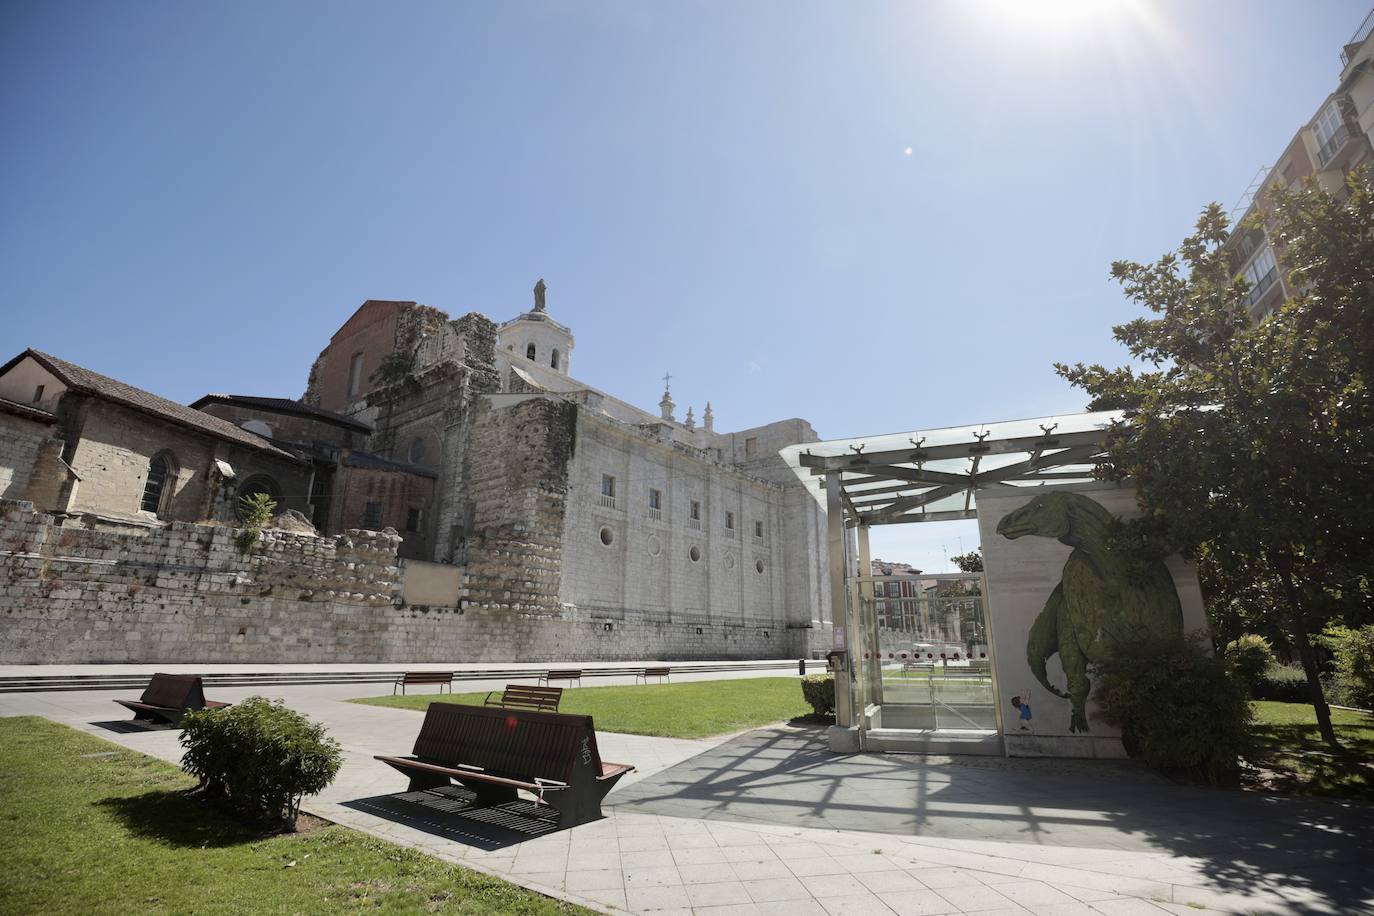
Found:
1227,8 -> 1374,320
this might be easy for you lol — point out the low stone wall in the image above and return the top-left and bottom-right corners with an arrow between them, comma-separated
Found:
0,500 -> 805,664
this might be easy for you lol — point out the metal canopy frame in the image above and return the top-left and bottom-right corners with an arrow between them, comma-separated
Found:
779,410 -> 1121,528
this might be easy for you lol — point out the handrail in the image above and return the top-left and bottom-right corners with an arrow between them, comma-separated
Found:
1341,7 -> 1374,67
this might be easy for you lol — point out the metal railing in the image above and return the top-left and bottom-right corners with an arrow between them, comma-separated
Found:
1341,8 -> 1374,67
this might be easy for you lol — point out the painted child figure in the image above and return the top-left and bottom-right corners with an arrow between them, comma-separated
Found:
1010,689 -> 1034,733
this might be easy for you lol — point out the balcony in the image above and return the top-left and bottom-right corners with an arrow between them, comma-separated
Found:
646,507 -> 662,522
1316,122 -> 1355,169
1245,264 -> 1280,313
598,494 -> 618,510
687,517 -> 701,530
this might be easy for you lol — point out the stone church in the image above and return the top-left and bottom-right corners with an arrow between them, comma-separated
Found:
0,281 -> 832,659
291,282 -> 832,652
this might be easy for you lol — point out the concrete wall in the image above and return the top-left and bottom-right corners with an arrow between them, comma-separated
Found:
977,482 -> 1207,759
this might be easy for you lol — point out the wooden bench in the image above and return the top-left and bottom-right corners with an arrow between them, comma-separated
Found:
375,702 -> 634,829
538,669 -> 582,688
394,671 -> 455,695
114,673 -> 228,727
636,667 -> 671,684
900,661 -> 935,677
484,684 -> 563,712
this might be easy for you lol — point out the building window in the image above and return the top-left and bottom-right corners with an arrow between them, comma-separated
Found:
140,452 -> 175,515
599,526 -> 615,547
754,520 -> 764,539
648,488 -> 661,510
599,474 -> 617,509
363,501 -> 383,529
348,352 -> 364,397
237,475 -> 280,512
756,559 -> 765,574
1240,245 -> 1278,308
689,545 -> 701,563
408,436 -> 426,464
725,511 -> 735,530
744,437 -> 757,458
406,507 -> 423,532
551,349 -> 560,370
32,384 -> 44,404
526,343 -> 537,360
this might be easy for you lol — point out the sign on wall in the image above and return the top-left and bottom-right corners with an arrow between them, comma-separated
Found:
976,483 -> 1207,758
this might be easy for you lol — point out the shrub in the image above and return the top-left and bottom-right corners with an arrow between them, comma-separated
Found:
180,697 -> 341,828
1092,634 -> 1251,785
800,674 -> 835,718
1224,634 -> 1275,695
1252,662 -> 1311,703
1320,625 -> 1374,710
234,492 -> 277,554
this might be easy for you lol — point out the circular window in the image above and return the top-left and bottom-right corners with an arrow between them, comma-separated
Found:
408,436 -> 426,464
646,535 -> 662,557
689,545 -> 701,563
755,559 -> 765,574
724,553 -> 736,570
599,526 -> 614,547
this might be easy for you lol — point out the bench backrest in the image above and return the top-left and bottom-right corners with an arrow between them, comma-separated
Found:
642,667 -> 670,677
546,669 -> 581,679
140,673 -> 205,710
403,672 -> 454,683
413,703 -> 602,786
498,684 -> 563,711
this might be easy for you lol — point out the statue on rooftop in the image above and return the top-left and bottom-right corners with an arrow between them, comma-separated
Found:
534,278 -> 547,312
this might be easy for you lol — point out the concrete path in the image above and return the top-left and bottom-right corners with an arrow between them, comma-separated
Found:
3,680 -> 1370,916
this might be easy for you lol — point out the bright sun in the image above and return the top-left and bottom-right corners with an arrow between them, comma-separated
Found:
975,0 -> 1144,34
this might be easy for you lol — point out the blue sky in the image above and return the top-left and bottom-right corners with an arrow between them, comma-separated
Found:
1,1 -> 1366,570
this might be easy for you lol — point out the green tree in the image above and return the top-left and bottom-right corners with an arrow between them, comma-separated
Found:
950,548 -> 983,573
1055,169 -> 1374,747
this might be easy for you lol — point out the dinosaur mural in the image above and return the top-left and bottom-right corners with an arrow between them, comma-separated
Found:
996,491 -> 1184,733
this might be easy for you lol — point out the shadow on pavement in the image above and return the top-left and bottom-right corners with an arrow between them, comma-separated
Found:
343,785 -> 564,852
89,719 -> 175,734
610,724 -> 1374,912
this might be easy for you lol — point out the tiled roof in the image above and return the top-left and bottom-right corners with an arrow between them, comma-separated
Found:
341,450 -> 438,478
4,349 -> 297,460
189,394 -> 372,433
0,396 -> 55,423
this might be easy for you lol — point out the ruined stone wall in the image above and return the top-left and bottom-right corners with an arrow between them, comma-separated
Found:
0,500 -> 803,663
460,396 -> 577,613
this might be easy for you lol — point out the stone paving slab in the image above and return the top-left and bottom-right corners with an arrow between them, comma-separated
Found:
3,682 -> 1370,915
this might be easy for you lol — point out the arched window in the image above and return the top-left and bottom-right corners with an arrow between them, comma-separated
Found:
140,452 -> 177,516
551,348 -> 560,370
525,343 -> 537,360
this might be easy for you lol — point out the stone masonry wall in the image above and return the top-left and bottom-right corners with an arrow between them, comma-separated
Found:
0,500 -> 803,663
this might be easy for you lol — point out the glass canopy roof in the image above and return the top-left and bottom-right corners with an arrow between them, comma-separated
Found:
778,409 -> 1124,526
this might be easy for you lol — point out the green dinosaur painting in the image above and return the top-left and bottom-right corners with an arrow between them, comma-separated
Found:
996,491 -> 1184,733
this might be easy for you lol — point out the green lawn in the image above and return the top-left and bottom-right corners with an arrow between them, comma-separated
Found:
351,677 -> 815,739
0,716 -> 590,916
1247,700 -> 1374,801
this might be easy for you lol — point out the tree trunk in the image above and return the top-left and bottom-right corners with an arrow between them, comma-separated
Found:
1278,569 -> 1339,749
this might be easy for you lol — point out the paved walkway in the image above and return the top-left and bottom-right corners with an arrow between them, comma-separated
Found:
3,679 -> 1371,915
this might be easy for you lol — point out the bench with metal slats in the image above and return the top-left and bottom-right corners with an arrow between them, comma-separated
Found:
538,669 -> 582,687
483,684 -> 563,712
393,671 -> 455,695
635,667 -> 671,684
114,673 -> 229,727
375,702 -> 634,829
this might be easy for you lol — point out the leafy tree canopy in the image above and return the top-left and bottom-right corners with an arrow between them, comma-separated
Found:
1055,168 -> 1374,745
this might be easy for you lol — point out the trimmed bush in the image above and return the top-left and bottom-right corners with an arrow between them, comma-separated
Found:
1320,625 -> 1374,710
180,697 -> 341,828
800,674 -> 835,718
1093,634 -> 1251,785
1224,634 -> 1275,695
1253,663 -> 1310,703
